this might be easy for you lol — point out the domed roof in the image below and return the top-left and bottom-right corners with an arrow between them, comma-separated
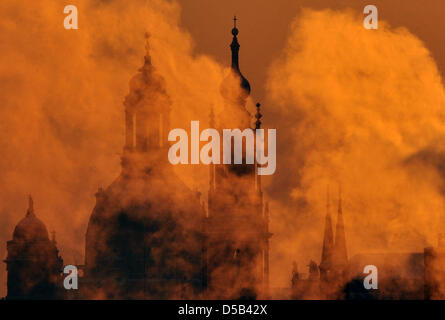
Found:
124,40 -> 169,110
13,196 -> 49,242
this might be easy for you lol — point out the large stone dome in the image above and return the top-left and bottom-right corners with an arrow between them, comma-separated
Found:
13,196 -> 49,242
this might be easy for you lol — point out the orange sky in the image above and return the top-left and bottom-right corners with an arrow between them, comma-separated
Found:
1,0 -> 445,297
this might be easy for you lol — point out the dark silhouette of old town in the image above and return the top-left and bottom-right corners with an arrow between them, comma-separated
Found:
3,19 -> 445,300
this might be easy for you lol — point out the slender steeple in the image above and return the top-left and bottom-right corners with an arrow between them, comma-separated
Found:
231,16 -> 240,70
255,103 -> 262,129
333,184 -> 348,265
209,106 -> 215,192
320,186 -> 334,274
229,16 -> 251,94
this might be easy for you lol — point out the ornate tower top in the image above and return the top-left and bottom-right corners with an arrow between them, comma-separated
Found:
123,32 -> 171,154
229,16 -> 251,94
13,196 -> 49,242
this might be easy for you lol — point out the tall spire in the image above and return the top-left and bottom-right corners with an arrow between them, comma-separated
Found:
333,184 -> 348,265
231,16 -> 240,71
27,195 -> 35,217
320,185 -> 334,274
229,16 -> 251,94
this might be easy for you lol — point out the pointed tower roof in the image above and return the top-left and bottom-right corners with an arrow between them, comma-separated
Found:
229,16 -> 251,94
320,186 -> 334,271
333,185 -> 348,266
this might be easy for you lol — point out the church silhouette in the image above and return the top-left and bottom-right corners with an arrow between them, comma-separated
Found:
5,18 -> 445,301
3,18 -> 271,300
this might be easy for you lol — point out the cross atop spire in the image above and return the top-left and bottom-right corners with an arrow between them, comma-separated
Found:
141,32 -> 153,68
227,16 -> 250,94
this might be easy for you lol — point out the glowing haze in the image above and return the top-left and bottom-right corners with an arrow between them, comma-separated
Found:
267,8 -> 445,290
1,0 -> 445,297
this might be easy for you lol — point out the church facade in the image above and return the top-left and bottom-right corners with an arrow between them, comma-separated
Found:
3,20 -> 270,300
80,20 -> 271,299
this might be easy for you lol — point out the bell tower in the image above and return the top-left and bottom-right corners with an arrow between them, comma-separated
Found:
205,18 -> 271,299
122,33 -> 172,175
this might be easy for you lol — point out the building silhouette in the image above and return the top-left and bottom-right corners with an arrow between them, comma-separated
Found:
81,18 -> 270,299
82,33 -> 205,299
290,187 -> 445,300
10,18 -> 444,301
3,18 -> 269,300
204,17 -> 271,299
319,186 -> 348,294
4,196 -> 63,300
291,186 -> 348,299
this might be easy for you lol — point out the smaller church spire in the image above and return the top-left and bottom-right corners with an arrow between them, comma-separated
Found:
255,103 -> 262,129
320,185 -> 334,275
27,195 -> 35,217
333,183 -> 348,265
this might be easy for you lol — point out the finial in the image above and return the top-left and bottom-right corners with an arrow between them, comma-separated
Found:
27,194 -> 34,216
232,16 -> 239,36
143,32 -> 152,67
255,103 -> 262,129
